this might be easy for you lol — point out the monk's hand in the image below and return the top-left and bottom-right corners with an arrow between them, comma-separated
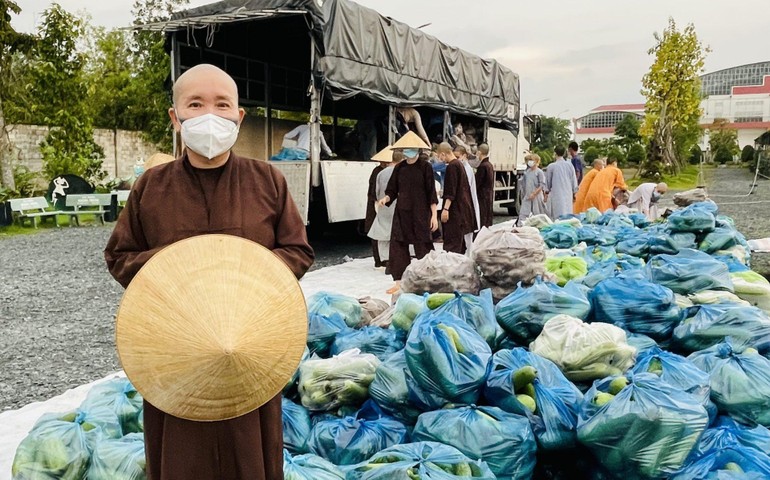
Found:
529,193 -> 536,200
378,196 -> 389,207
441,210 -> 449,223
430,216 -> 439,232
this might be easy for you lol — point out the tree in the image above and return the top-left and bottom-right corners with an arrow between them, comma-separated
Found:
627,143 -> 646,165
584,147 -> 600,164
613,114 -> 642,151
707,118 -> 739,163
606,146 -> 627,167
714,147 -> 732,165
31,4 -> 104,181
741,145 -> 756,164
640,18 -> 708,174
0,0 -> 36,190
689,144 -> 703,165
532,115 -> 571,152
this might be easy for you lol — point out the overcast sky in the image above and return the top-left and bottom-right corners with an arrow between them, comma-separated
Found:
12,0 -> 770,119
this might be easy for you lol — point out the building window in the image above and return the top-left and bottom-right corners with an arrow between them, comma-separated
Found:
734,100 -> 764,123
579,111 -> 643,129
701,61 -> 770,96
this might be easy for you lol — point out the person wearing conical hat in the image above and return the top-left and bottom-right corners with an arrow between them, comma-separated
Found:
365,147 -> 391,268
104,64 -> 314,480
367,148 -> 405,271
378,131 -> 438,293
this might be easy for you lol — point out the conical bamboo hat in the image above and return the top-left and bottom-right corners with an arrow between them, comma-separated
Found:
391,131 -> 430,150
115,234 -> 308,421
371,146 -> 396,162
144,153 -> 176,170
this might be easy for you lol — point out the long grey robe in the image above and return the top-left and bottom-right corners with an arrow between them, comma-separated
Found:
368,166 -> 396,259
545,158 -> 578,220
518,168 -> 548,224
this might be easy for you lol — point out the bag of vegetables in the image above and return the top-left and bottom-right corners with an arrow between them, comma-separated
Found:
695,416 -> 770,457
422,289 -> 501,348
667,202 -> 717,233
358,296 -> 390,326
283,398 -> 312,454
484,348 -> 583,450
298,349 -> 380,412
688,340 -> 770,427
412,405 -> 536,479
590,274 -> 682,341
671,446 -> 770,480
699,227 -> 749,254
12,408 -> 122,480
346,442 -> 496,480
529,315 -> 637,382
405,313 -> 492,407
307,292 -> 363,328
283,450 -> 345,480
577,373 -> 710,480
646,249 -> 734,294
307,312 -> 347,357
80,377 -> 143,435
545,256 -> 588,286
308,413 -> 408,466
672,304 -> 770,353
632,346 -> 716,420
541,223 -> 579,249
731,270 -> 770,313
330,326 -> 405,361
401,250 -> 481,295
496,279 -> 591,345
391,293 -> 428,332
368,350 -> 423,424
86,432 -> 146,480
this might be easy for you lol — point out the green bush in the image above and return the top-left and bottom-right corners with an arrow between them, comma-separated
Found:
606,146 -> 627,167
12,166 -> 42,198
714,147 -> 732,165
759,151 -> 770,177
535,148 -> 554,168
741,145 -> 756,164
689,145 -> 703,165
627,144 -> 646,165
584,146 -> 600,164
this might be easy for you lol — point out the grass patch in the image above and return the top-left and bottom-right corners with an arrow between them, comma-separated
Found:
625,165 -> 706,190
0,213 -> 102,237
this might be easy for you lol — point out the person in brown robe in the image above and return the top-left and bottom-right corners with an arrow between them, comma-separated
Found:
475,143 -> 495,229
104,64 -> 314,480
437,142 -> 474,254
378,147 -> 438,292
366,162 -> 386,267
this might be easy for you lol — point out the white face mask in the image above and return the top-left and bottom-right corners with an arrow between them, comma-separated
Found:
179,113 -> 240,159
527,160 -> 535,168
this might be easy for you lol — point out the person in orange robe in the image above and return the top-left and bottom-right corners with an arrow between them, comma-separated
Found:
573,158 -> 605,213
584,155 -> 627,212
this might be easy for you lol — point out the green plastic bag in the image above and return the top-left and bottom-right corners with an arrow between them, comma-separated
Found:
545,256 -> 588,286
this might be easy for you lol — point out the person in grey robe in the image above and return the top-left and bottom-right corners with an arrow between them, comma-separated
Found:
367,152 -> 404,262
517,153 -> 548,225
545,145 -> 579,220
626,182 -> 668,220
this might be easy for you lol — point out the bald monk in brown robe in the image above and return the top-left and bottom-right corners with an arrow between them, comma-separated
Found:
378,148 -> 439,292
104,64 -> 314,480
475,143 -> 495,229
437,142 -> 475,253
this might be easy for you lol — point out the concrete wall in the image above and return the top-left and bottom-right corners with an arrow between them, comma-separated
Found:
7,124 -> 162,181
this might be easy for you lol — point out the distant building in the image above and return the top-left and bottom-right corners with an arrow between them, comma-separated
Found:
573,60 -> 770,149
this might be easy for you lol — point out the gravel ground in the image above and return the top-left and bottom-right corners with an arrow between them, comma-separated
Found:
0,167 -> 767,411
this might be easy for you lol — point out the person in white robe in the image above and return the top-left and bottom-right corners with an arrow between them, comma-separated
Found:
545,145 -> 579,220
627,182 -> 668,221
367,152 -> 404,262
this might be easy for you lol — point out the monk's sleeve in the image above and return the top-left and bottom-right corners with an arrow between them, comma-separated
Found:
384,164 -> 399,205
367,168 -> 379,203
104,181 -> 163,289
425,162 -> 438,205
270,167 -> 315,279
442,164 -> 458,203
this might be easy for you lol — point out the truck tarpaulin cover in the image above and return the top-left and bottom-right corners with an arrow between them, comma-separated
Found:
169,0 -> 521,131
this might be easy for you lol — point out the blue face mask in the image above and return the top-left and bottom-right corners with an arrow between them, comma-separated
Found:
402,148 -> 419,158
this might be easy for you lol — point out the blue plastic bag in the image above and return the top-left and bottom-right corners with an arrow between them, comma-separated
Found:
629,213 -> 651,228
626,333 -> 658,351
696,416 -> 770,457
648,232 -> 686,255
671,446 -> 770,480
496,279 -> 591,344
412,405 -> 536,479
283,398 -> 312,454
86,432 -> 145,480
391,293 -> 429,332
646,249 -> 734,294
670,232 -> 699,250
283,450 -> 345,480
577,225 -> 617,246
368,350 -> 423,424
672,304 -> 770,353
688,340 -> 770,426
308,313 -> 348,357
632,346 -> 717,419
616,235 -> 650,258
577,373 -> 710,479
668,203 -> 717,233
80,377 -> 143,435
580,261 -> 619,289
584,207 -> 602,224
590,275 -> 682,341
346,442 -> 496,480
700,227 -> 749,254
330,326 -> 404,361
308,414 -> 408,465
405,313 -> 492,406
426,289 -> 501,347
484,348 -> 583,450
713,255 -> 751,273
307,292 -> 362,328
541,223 -> 579,249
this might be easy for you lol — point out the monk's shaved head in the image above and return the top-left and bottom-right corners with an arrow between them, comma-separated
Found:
172,64 -> 239,106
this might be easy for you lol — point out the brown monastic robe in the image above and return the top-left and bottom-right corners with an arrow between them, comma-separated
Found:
441,158 -> 475,253
384,158 -> 438,280
366,164 -> 385,266
475,157 -> 495,228
105,152 -> 314,480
